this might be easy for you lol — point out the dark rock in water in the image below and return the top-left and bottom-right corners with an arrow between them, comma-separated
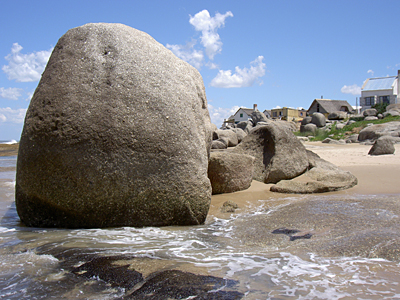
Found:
368,136 -> 396,155
125,270 -> 243,300
16,23 -> 212,228
232,123 -> 309,184
290,233 -> 313,241
272,228 -> 300,235
72,256 -> 143,289
208,152 -> 254,194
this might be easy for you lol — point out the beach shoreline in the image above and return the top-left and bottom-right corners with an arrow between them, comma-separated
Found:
209,142 -> 400,218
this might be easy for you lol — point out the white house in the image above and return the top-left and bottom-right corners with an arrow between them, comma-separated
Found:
360,70 -> 399,111
227,104 -> 259,124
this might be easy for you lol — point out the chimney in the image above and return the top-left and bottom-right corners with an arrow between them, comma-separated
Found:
253,104 -> 258,111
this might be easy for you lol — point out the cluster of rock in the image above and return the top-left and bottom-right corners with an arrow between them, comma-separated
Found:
210,120 -> 357,195
15,23 -> 358,229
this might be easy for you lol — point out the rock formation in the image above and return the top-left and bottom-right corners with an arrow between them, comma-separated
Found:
208,152 -> 254,194
232,123 -> 309,184
16,23 -> 212,228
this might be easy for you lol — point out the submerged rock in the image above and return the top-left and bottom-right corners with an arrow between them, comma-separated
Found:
16,23 -> 212,228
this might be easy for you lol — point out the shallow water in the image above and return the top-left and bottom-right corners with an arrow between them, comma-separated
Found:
1,156 -> 400,299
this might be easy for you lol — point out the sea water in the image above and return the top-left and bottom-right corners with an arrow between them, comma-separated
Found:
1,156 -> 400,299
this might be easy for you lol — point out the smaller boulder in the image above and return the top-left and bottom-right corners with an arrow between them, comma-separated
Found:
365,116 -> 378,121
328,111 -> 347,120
300,123 -> 317,134
220,201 -> 239,213
311,113 -> 326,127
208,152 -> 255,194
368,137 -> 396,156
301,116 -> 312,126
250,110 -> 269,125
231,127 -> 247,143
363,108 -> 378,117
345,134 -> 359,143
214,129 -> 239,147
211,140 -> 227,149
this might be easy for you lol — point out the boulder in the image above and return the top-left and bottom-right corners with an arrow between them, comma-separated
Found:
335,123 -> 345,130
232,123 -> 309,184
365,116 -> 378,121
208,152 -> 254,194
322,138 -> 346,145
363,108 -> 378,117
16,23 -> 212,228
368,136 -> 396,156
328,111 -> 347,120
236,120 -> 253,133
231,127 -> 247,143
249,110 -> 270,125
214,129 -> 239,147
271,150 -> 357,193
345,134 -> 359,143
311,112 -> 326,127
301,116 -> 312,126
211,140 -> 227,149
300,123 -> 317,134
358,121 -> 400,141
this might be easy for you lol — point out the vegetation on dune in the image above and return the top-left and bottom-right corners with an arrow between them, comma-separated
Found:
295,115 -> 400,142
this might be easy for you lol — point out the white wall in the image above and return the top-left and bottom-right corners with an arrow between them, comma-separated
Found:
233,108 -> 250,123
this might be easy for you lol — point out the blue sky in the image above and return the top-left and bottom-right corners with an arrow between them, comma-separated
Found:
1,0 -> 399,140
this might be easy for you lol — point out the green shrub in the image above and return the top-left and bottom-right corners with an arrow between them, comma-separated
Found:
372,102 -> 389,114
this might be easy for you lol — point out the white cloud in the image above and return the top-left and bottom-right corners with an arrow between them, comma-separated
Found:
341,84 -> 361,95
367,69 -> 374,77
0,87 -> 23,100
208,104 -> 240,127
189,10 -> 233,60
0,107 -> 27,124
2,43 -> 53,82
210,56 -> 266,88
166,41 -> 204,70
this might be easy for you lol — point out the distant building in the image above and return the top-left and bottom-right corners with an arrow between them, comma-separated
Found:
360,71 -> 399,111
271,107 -> 302,122
307,99 -> 354,118
225,104 -> 259,124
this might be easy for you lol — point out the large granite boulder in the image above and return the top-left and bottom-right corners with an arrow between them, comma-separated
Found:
16,23 -> 212,228
232,123 -> 309,184
301,116 -> 312,125
311,112 -> 326,127
208,152 -> 254,194
271,150 -> 357,193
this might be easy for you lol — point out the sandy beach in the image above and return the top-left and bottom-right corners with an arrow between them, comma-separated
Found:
209,142 -> 400,218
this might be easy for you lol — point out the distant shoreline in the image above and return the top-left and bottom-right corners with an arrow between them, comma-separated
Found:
0,143 -> 19,157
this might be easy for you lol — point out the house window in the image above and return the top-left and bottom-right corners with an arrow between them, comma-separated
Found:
279,111 -> 282,116
317,104 -> 320,112
365,97 -> 374,106
240,113 -> 243,118
273,112 -> 277,117
379,96 -> 390,104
